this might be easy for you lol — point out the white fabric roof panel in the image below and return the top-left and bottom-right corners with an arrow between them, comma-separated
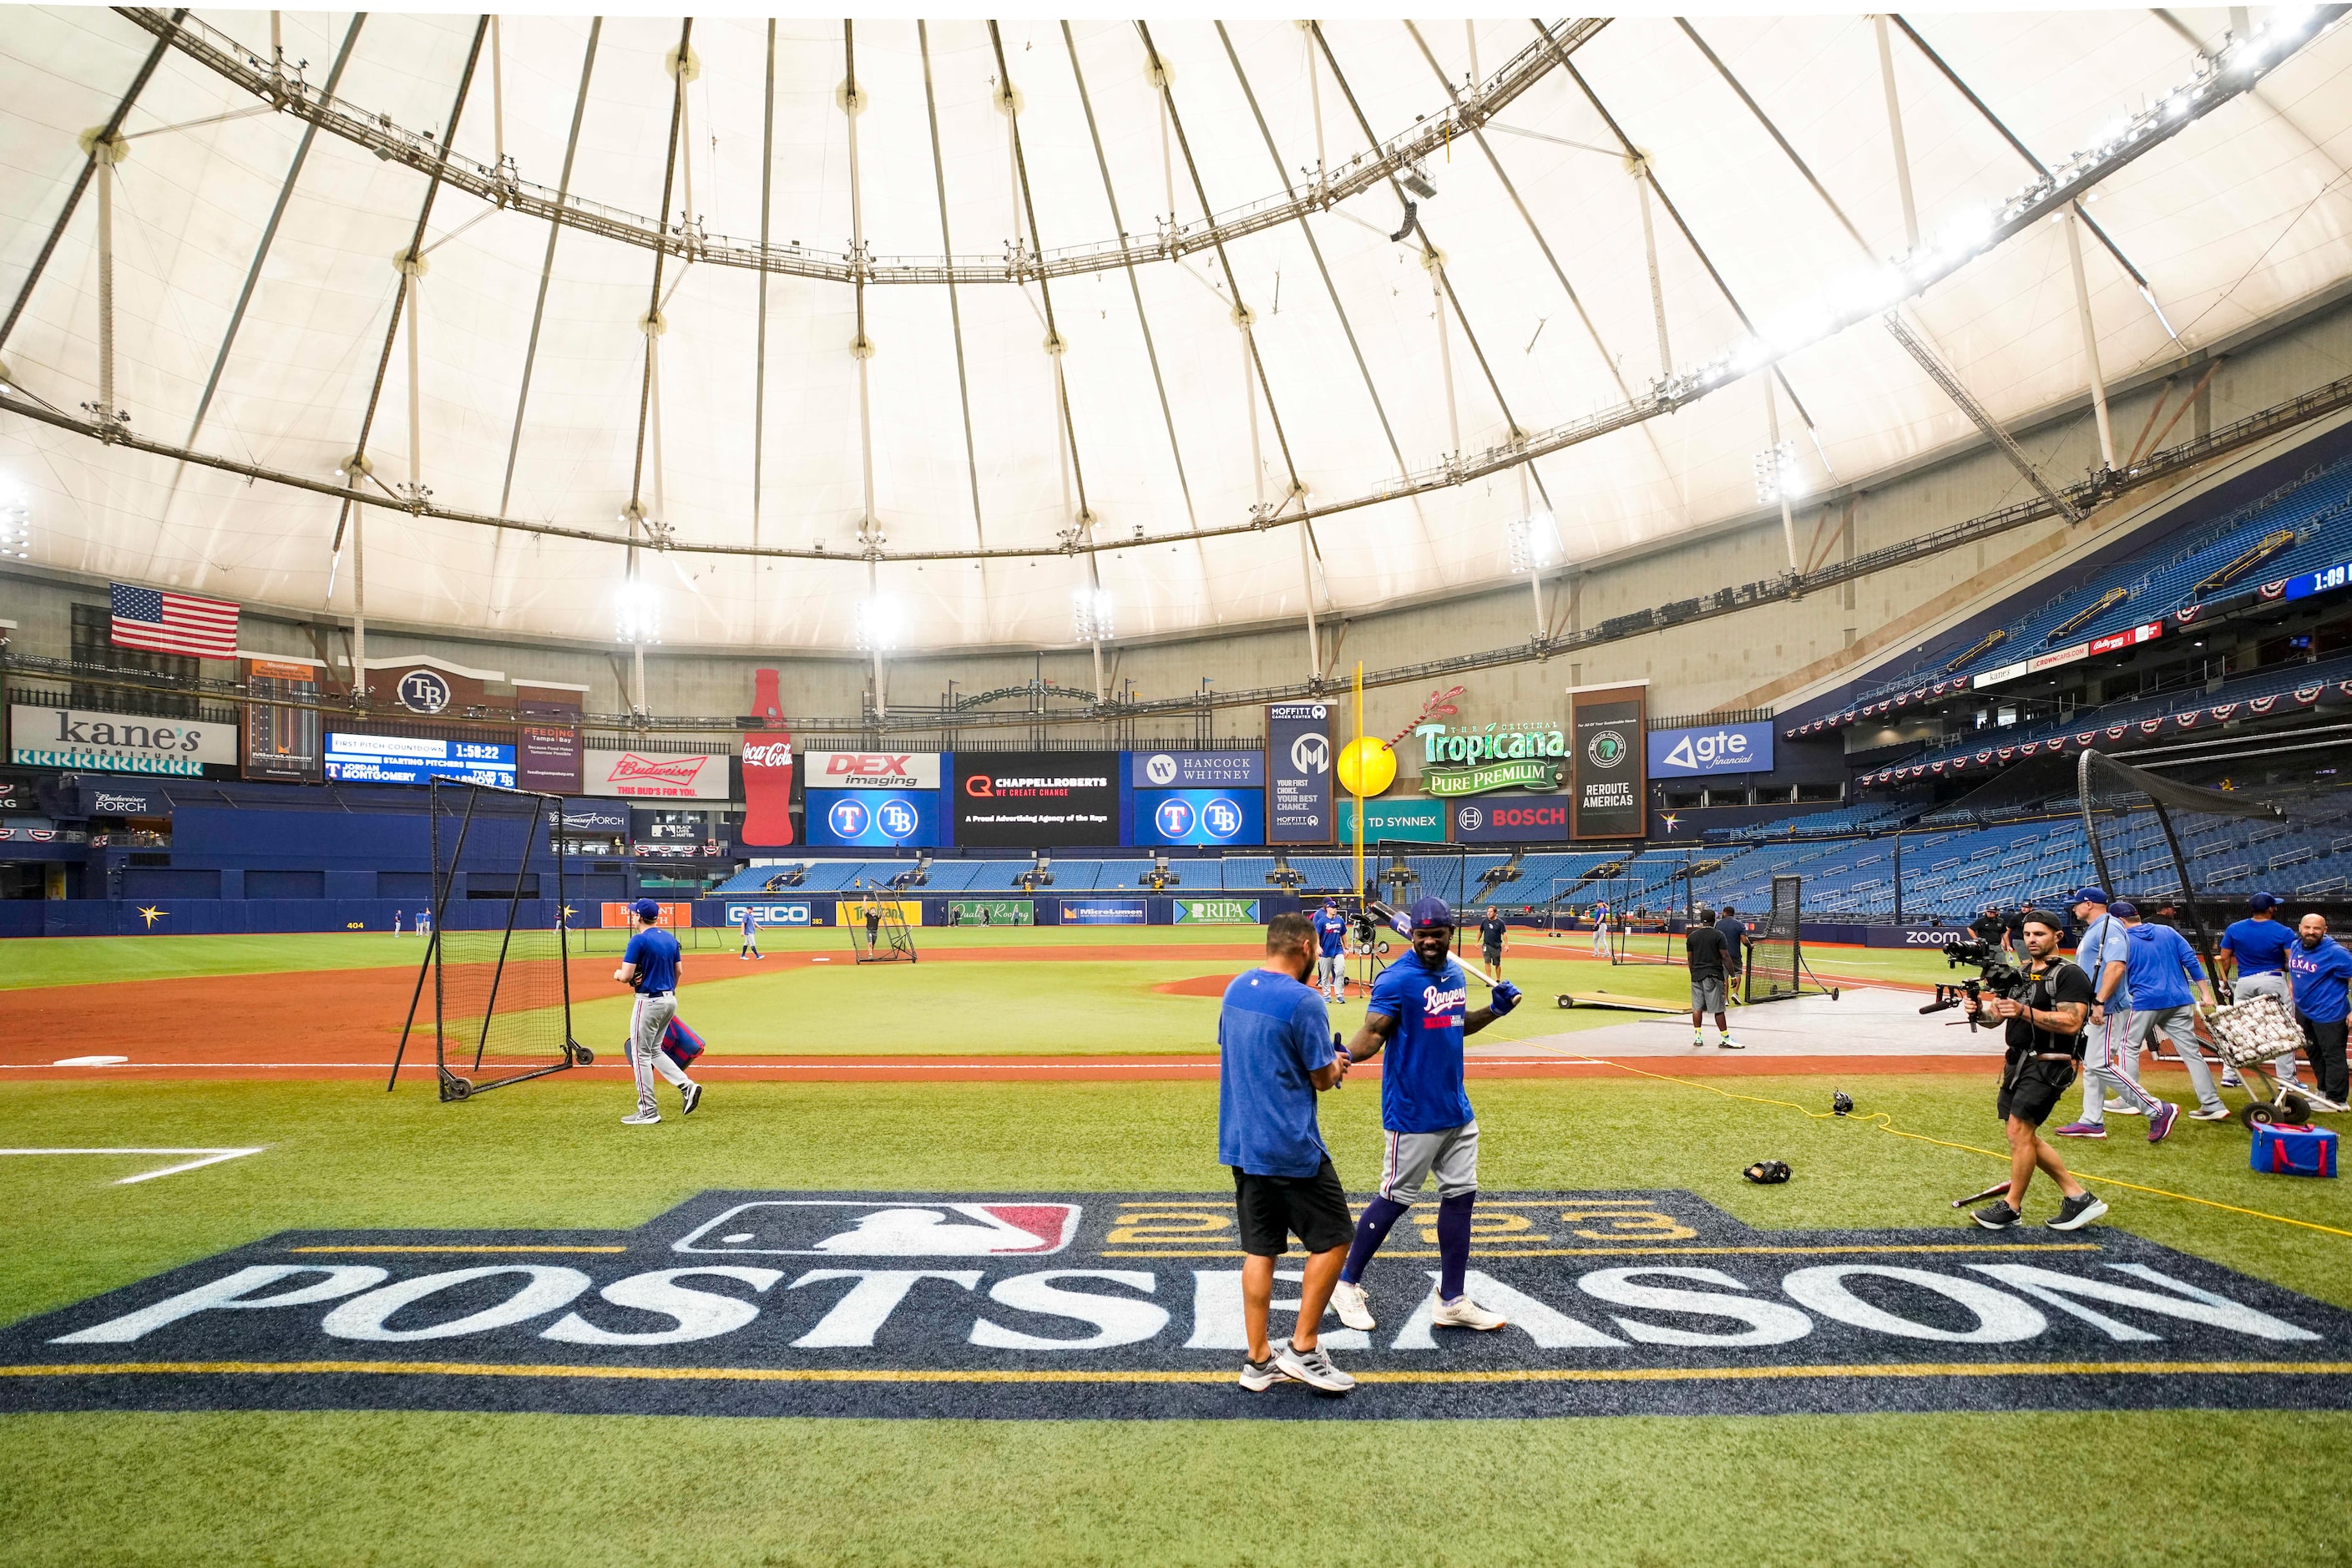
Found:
2,8 -> 2349,652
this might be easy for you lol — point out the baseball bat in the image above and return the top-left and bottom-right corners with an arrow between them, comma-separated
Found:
1949,1180 -> 2013,1210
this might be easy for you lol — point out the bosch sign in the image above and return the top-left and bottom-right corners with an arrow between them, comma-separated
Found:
1646,720 -> 1774,778
1452,796 -> 1570,843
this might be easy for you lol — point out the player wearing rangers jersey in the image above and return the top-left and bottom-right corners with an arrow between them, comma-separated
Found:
1312,899 -> 1348,1002
1328,896 -> 1521,1334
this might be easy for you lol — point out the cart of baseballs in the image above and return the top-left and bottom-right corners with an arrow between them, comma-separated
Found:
2203,992 -> 2349,1129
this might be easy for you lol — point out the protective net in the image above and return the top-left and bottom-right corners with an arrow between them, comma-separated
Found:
391,781 -> 584,1101
847,893 -> 918,964
1742,874 -> 1806,1003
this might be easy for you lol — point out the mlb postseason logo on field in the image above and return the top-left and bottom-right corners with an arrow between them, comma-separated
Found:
12,1189 -> 2348,1424
1175,898 -> 1261,923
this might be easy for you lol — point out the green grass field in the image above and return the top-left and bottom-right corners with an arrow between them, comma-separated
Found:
5,928 -> 2348,1565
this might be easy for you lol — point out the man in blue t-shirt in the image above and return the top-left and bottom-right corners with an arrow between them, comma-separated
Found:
2287,913 -> 2352,1105
1216,912 -> 1354,1396
1328,896 -> 1522,1337
2056,888 -> 2176,1141
1311,899 -> 1348,1003
2117,905 -> 2227,1121
2218,893 -> 2300,1087
739,906 -> 762,962
615,898 -> 699,1125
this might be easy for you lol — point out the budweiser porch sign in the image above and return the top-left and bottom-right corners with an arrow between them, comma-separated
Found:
585,748 -> 729,800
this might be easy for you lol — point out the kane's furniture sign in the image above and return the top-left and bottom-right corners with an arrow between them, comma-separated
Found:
11,703 -> 237,778
1266,704 -> 1333,844
584,748 -> 729,801
1570,684 -> 1647,841
953,752 -> 1119,847
11,1189 -> 2346,1422
324,732 -> 515,788
1646,721 -> 1774,778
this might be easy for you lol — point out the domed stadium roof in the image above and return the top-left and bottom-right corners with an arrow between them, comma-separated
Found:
3,9 -> 2349,653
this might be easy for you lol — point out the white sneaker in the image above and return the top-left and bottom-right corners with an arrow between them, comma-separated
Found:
1238,1354 -> 1282,1393
621,1109 -> 660,1125
2188,1105 -> 2230,1121
680,1080 -> 703,1116
1430,1292 -> 1508,1331
2103,1098 -> 2144,1115
1328,1278 -> 1376,1332
1718,1036 -> 1745,1050
1274,1341 -> 1355,1395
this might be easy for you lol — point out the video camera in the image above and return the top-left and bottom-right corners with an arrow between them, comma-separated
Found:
1917,938 -> 2030,1031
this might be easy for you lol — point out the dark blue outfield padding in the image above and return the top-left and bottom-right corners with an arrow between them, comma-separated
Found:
4,1191 -> 2351,1422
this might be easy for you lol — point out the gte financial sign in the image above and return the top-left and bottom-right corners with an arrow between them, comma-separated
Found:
9,1190 -> 2346,1423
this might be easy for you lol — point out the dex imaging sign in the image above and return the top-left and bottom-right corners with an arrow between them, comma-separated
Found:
1647,720 -> 1773,779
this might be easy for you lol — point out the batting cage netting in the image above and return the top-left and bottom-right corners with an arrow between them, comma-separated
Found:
390,781 -> 587,1101
2076,747 -> 2291,979
847,893 -> 918,964
1742,874 -> 1836,1004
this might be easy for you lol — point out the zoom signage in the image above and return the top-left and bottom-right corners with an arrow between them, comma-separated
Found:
953,752 -> 1119,847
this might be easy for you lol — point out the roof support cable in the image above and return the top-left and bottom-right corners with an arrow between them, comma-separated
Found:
1064,26 -> 1200,539
1871,15 -> 1922,251
89,133 -> 125,435
1222,22 -> 1436,567
1632,155 -> 1671,379
1431,252 -> 1462,462
916,23 -> 988,599
1404,18 -> 1650,539
846,20 -> 886,715
491,17 -> 594,625
989,23 -> 1091,523
1539,22 -> 1822,443
1889,13 -> 2181,346
2064,205 -> 2120,472
1318,24 -> 1554,514
1519,462 -> 1545,640
331,15 -> 489,705
488,14 -> 504,171
1304,23 -> 1328,198
1884,311 -> 2085,524
629,19 -> 689,522
751,19 -> 772,640
0,7 -> 184,360
1763,376 -> 1800,573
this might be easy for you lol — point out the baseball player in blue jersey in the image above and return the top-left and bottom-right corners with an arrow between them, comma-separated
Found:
1312,899 -> 1348,1002
739,906 -> 761,962
1328,896 -> 1522,1334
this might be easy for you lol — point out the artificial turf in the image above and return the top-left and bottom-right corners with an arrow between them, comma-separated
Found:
3,1072 -> 2349,1564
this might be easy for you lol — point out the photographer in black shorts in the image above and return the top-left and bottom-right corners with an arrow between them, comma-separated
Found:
1962,909 -> 2107,1232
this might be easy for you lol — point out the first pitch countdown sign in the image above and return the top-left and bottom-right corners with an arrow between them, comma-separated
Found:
5,1191 -> 2348,1423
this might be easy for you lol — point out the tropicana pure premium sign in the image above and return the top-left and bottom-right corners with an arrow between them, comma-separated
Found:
1414,721 -> 1567,797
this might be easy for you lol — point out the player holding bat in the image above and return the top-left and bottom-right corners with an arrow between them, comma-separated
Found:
1328,896 -> 1522,1334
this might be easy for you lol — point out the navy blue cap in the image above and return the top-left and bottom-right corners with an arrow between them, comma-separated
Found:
2071,887 -> 2111,907
2111,901 -> 2139,918
2250,893 -> 2279,913
1408,895 -> 1456,930
630,898 -> 662,921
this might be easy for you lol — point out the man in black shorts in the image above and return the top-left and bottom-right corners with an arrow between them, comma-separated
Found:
1962,908 -> 2107,1232
1686,909 -> 1741,1050
1478,905 -> 1508,979
1216,912 -> 1354,1395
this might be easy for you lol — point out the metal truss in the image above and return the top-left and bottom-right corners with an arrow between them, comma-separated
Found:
114,7 -> 1603,288
1884,311 -> 2083,524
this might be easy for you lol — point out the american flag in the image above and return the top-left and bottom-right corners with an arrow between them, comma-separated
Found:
109,583 -> 239,660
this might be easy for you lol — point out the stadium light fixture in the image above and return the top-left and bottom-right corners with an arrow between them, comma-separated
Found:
854,594 -> 903,652
0,487 -> 28,559
614,578 -> 659,645
1071,586 -> 1115,643
1753,442 -> 1804,506
1506,509 -> 1560,574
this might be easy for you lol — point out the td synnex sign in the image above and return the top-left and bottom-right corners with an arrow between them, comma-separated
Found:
1646,720 -> 1774,779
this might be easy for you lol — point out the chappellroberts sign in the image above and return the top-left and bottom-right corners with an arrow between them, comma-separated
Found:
5,1191 -> 2348,1423
1646,721 -> 1774,778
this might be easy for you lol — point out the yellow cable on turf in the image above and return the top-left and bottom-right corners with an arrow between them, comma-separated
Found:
1593,1058 -> 2352,1242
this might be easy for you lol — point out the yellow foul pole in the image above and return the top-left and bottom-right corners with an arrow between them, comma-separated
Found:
1353,660 -> 1363,904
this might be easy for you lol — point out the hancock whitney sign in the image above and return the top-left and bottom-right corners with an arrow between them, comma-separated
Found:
3,1191 -> 2348,1422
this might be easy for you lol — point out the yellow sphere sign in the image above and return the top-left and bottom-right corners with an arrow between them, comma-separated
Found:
1337,736 -> 1396,797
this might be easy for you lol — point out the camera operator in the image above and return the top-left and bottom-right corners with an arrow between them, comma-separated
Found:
1962,909 -> 2109,1232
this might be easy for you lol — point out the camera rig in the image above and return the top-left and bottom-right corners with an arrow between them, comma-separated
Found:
1918,938 -> 2030,1030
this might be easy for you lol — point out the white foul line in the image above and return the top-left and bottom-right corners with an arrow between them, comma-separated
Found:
0,1148 -> 266,1185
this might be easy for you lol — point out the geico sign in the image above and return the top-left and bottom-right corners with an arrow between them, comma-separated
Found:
725,903 -> 812,926
1662,729 -> 1752,770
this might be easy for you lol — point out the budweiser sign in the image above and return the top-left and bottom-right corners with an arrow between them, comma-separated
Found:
586,749 -> 728,800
